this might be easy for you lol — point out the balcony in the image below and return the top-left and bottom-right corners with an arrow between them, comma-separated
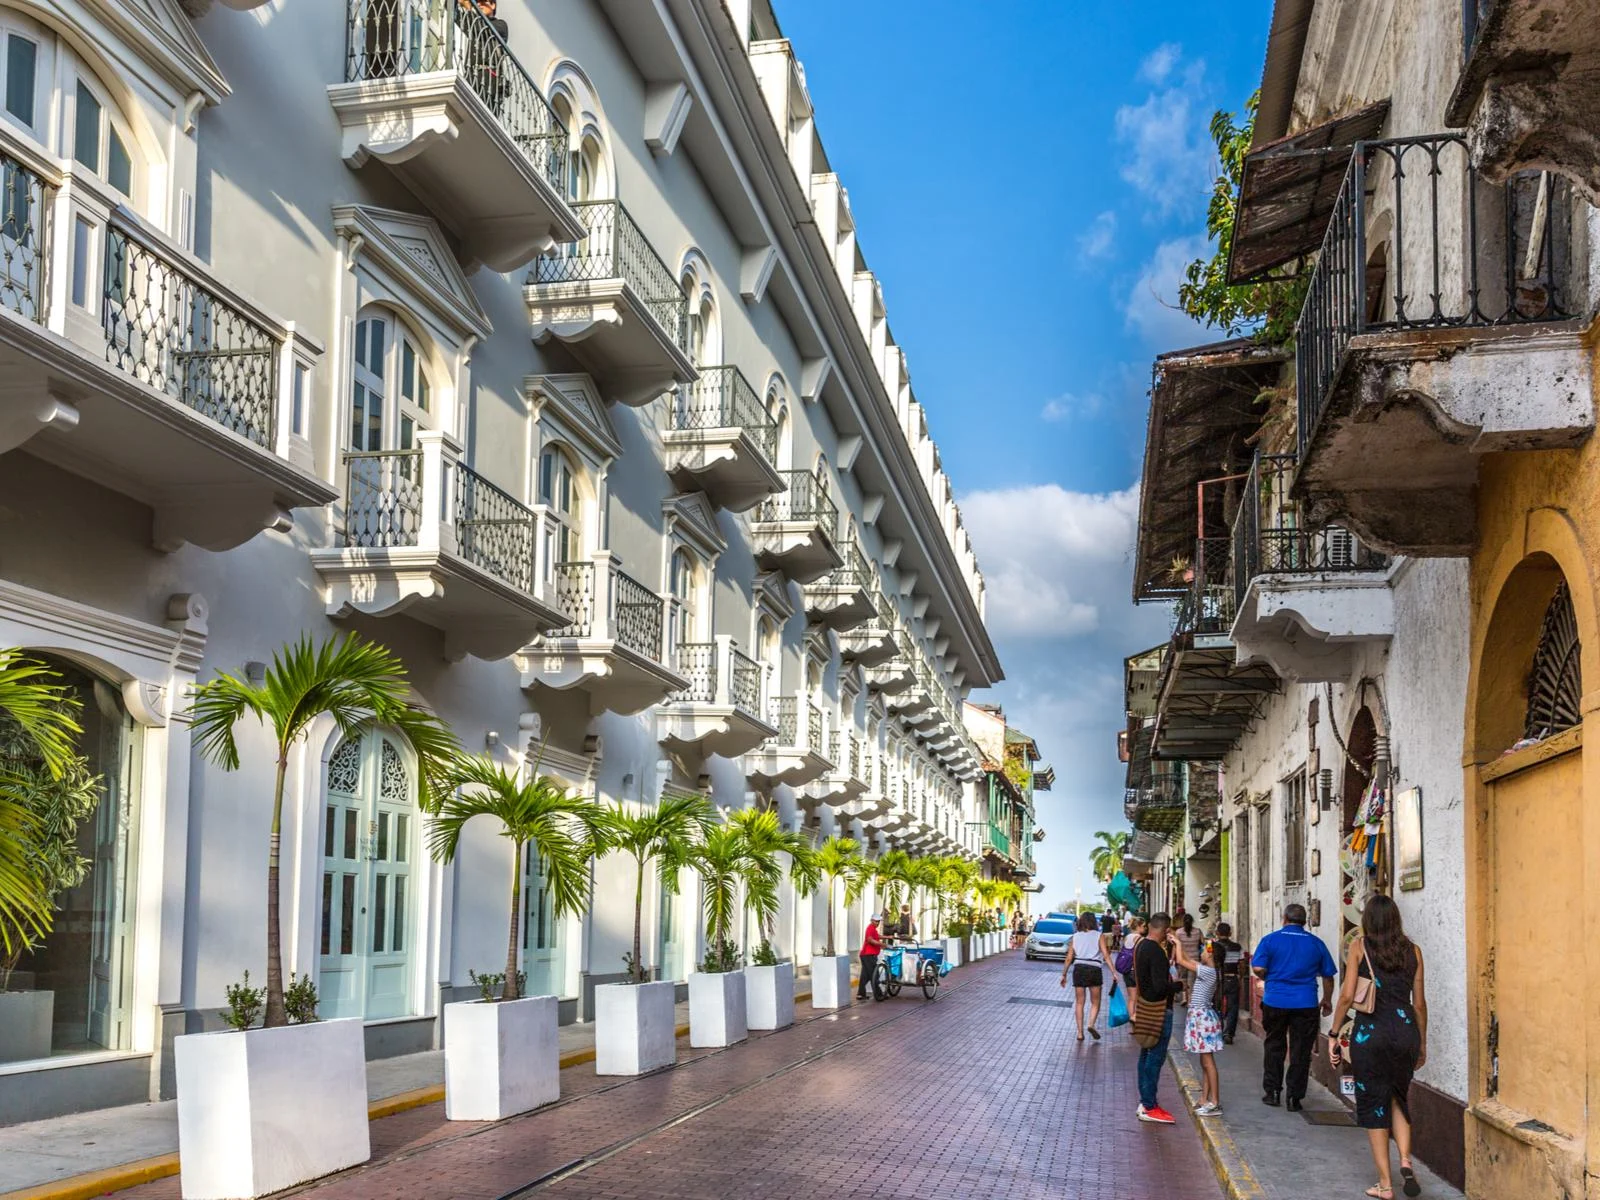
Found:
745,695 -> 832,788
521,552 -> 686,715
838,594 -> 898,665
312,437 -> 567,660
663,366 -> 783,512
810,727 -> 867,807
0,141 -> 335,551
330,0 -> 584,271
864,634 -> 916,695
527,200 -> 696,406
1229,454 -> 1395,682
657,637 -> 777,760
1294,133 -> 1590,556
1449,0 -> 1600,207
751,469 -> 843,583
802,539 -> 877,630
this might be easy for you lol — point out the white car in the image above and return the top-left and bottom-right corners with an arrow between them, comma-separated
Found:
1024,917 -> 1076,961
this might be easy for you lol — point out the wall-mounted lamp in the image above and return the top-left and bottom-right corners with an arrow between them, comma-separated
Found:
244,661 -> 267,687
485,731 -> 500,748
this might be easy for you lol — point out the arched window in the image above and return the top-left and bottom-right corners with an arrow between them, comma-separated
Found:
537,444 -> 581,566
670,547 -> 699,649
1525,580 -> 1582,740
349,309 -> 431,453
678,253 -> 718,369
548,72 -> 609,203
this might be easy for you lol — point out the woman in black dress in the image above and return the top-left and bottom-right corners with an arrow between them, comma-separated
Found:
1328,895 -> 1428,1200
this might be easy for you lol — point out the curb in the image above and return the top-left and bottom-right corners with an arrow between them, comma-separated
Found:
1169,1053 -> 1268,1200
3,996 -> 818,1200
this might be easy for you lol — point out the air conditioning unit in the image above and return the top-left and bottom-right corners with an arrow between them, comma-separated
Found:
1325,527 -> 1356,568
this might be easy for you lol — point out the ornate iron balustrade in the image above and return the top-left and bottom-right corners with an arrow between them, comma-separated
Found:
1,149 -> 49,323
532,199 -> 687,348
758,469 -> 839,539
820,540 -> 870,590
454,463 -> 535,592
104,219 -> 279,448
1172,537 -> 1236,638
729,647 -> 763,718
770,695 -> 799,744
341,450 -> 425,550
671,365 -> 778,464
611,566 -> 663,660
343,0 -> 567,193
551,560 -> 595,636
1231,453 -> 1390,612
672,642 -> 718,703
808,702 -> 824,758
546,559 -> 665,660
1297,133 -> 1574,461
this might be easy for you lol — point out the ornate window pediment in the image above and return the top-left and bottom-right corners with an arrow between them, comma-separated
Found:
662,491 -> 726,564
81,0 -> 228,107
527,373 -> 622,470
334,205 -> 492,350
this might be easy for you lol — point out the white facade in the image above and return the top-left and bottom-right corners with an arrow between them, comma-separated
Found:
0,0 -> 1000,1122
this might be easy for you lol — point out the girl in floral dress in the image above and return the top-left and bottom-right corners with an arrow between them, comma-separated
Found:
1171,937 -> 1225,1114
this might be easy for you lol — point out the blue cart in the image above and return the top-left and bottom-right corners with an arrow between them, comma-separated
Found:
873,942 -> 946,1001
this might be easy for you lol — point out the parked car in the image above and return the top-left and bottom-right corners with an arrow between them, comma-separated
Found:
1024,917 -> 1075,961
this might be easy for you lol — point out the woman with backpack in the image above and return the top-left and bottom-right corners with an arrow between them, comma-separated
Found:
1116,916 -> 1145,995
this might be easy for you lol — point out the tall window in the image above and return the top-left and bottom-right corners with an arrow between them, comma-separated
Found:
1255,804 -> 1272,893
349,312 -> 430,453
670,548 -> 699,650
1283,772 -> 1307,886
552,92 -> 602,203
537,445 -> 580,565
72,78 -> 131,196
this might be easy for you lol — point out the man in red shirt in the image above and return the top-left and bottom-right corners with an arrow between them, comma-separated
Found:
858,913 -> 884,1000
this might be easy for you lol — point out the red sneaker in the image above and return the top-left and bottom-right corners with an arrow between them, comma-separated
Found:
1137,1106 -> 1177,1125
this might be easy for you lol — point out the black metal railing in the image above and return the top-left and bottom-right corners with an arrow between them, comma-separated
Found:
729,647 -> 762,718
1297,133 -> 1574,460
455,463 -> 534,592
1,151 -> 49,323
342,450 -> 424,549
815,539 -> 870,592
808,702 -> 824,756
672,643 -> 717,703
550,560 -> 594,636
343,0 -> 567,193
671,365 -> 778,464
104,220 -> 278,448
770,695 -> 799,744
532,199 -> 686,348
757,469 -> 838,539
612,568 -> 663,660
1231,453 -> 1390,612
1172,537 -> 1235,638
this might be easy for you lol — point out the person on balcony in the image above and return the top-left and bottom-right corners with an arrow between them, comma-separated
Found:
458,0 -> 509,117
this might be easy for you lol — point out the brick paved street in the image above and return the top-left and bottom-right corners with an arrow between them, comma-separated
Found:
113,954 -> 1219,1200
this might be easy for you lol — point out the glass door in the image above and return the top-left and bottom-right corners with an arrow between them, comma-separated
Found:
522,847 -> 565,997
86,682 -> 137,1050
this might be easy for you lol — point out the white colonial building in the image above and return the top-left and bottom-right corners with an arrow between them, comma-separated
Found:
0,0 -> 1000,1122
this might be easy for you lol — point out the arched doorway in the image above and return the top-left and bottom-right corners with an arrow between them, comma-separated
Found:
1339,706 -> 1378,951
319,728 -> 419,1021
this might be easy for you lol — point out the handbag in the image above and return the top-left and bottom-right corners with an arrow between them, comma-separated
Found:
1132,992 -> 1168,1048
1115,945 -> 1135,975
1352,940 -> 1378,1015
1107,978 -> 1130,1029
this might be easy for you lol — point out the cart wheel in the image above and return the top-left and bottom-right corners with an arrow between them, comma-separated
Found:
886,975 -> 902,998
872,961 -> 889,1001
921,962 -> 939,1000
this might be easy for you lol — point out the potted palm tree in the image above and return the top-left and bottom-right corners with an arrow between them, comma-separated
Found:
810,835 -> 863,1010
590,790 -> 712,1074
178,634 -> 456,1200
427,754 -> 596,1121
732,809 -> 811,1031
937,857 -> 977,970
0,651 -> 94,1064
687,818 -> 750,1048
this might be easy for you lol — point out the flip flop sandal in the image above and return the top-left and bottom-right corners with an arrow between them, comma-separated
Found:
1365,1186 -> 1392,1199
1088,1026 -> 1101,1040
1399,1166 -> 1420,1197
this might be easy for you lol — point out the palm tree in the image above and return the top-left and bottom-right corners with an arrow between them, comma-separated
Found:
873,849 -> 914,918
189,634 -> 458,1027
974,878 -> 1004,930
812,836 -> 863,956
593,790 -> 714,983
0,651 -> 84,957
727,808 -> 814,956
693,819 -> 751,970
906,855 -> 941,939
936,857 -> 979,937
1090,830 -> 1129,883
425,754 -> 598,1001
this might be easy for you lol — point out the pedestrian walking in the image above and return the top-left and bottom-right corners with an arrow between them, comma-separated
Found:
1058,912 -> 1106,1041
1212,922 -> 1245,1044
1174,912 -> 1203,1001
1251,903 -> 1337,1111
858,913 -> 883,1001
1132,912 -> 1185,1124
1117,915 -> 1145,993
1169,935 -> 1225,1115
1328,896 -> 1429,1200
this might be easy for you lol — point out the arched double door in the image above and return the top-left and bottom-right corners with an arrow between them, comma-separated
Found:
320,729 -> 419,1021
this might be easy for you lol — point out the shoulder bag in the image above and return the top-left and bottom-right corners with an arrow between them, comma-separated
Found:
1131,942 -> 1171,1049
1352,938 -> 1378,1015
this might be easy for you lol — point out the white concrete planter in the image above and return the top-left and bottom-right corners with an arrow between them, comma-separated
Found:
444,995 -> 559,1121
744,961 -> 794,1031
688,970 -> 748,1047
943,937 -> 963,968
0,990 -> 53,1064
594,980 -> 676,1075
175,1018 -> 369,1199
809,954 -> 853,1010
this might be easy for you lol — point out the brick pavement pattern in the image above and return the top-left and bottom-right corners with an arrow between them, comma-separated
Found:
112,955 -> 1220,1200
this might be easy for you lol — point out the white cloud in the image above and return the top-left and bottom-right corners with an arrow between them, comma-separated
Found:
1040,392 -> 1103,423
1114,50 -> 1214,218
1124,235 -> 1211,349
1138,42 -> 1182,85
1077,210 -> 1118,262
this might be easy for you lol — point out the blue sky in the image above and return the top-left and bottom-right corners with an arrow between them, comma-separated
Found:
780,1 -> 1273,905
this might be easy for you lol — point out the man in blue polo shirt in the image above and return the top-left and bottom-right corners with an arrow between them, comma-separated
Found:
1250,903 -> 1336,1111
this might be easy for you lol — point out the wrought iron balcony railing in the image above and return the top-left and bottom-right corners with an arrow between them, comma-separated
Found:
757,468 -> 839,539
455,465 -> 536,593
670,365 -> 778,464
1172,537 -> 1235,639
1230,453 -> 1390,612
1,149 -> 48,324
807,702 -> 824,759
769,695 -> 800,745
532,199 -> 687,349
1296,133 -> 1573,462
343,0 -> 567,193
730,647 -> 762,718
546,556 -> 668,663
673,642 -> 718,703
669,639 -> 764,721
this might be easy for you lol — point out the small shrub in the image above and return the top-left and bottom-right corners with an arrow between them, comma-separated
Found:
223,971 -> 264,1032
699,937 -> 741,974
468,968 -> 525,1001
284,972 -> 319,1023
749,940 -> 778,967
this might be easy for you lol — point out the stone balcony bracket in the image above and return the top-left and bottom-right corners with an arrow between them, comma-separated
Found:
1231,567 -> 1397,684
